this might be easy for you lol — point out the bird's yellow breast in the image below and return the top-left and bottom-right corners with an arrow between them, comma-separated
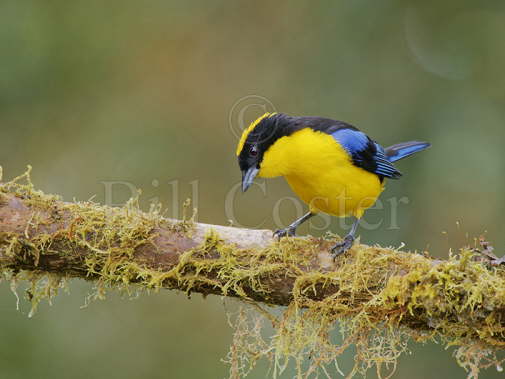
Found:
258,128 -> 384,218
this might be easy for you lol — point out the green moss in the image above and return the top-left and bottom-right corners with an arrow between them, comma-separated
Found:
225,245 -> 505,378
0,166 -> 196,304
1,167 -> 505,378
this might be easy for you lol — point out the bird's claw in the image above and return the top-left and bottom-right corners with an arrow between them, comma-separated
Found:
471,237 -> 505,266
273,227 -> 296,240
490,256 -> 505,266
330,235 -> 355,260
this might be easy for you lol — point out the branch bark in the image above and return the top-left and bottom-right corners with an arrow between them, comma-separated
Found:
1,178 -> 505,352
0,187 -> 331,305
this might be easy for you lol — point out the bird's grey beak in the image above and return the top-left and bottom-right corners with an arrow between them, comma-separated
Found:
242,167 -> 259,192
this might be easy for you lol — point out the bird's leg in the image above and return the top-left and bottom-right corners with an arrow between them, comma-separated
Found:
331,218 -> 360,259
274,212 -> 315,239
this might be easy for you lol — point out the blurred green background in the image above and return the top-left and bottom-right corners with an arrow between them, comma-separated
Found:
1,1 -> 504,378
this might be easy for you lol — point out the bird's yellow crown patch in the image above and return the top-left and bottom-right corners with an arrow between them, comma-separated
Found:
235,112 -> 276,156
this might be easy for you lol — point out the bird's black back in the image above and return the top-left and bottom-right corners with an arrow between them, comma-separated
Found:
239,113 -> 401,180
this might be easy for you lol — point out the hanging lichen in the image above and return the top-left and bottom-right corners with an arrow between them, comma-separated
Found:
0,167 -> 504,378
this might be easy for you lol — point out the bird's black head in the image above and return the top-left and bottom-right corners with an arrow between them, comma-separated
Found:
236,112 -> 293,192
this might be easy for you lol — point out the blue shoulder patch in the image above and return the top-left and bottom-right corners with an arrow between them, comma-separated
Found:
331,128 -> 369,155
330,129 -> 402,179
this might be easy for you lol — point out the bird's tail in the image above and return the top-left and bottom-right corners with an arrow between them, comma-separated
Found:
385,141 -> 431,163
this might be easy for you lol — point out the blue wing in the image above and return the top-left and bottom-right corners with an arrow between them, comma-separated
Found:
331,128 -> 402,179
289,116 -> 403,179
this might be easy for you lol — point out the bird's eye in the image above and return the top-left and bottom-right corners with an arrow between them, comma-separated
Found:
250,146 -> 258,156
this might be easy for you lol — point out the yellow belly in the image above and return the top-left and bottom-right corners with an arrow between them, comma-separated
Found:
258,127 -> 384,218
285,168 -> 383,218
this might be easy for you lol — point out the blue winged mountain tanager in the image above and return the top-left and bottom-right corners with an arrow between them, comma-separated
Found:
236,113 -> 430,258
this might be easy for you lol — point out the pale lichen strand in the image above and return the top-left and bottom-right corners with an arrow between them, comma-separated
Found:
0,168 -> 505,378
226,246 -> 505,379
0,167 -> 194,310
156,230 -> 317,305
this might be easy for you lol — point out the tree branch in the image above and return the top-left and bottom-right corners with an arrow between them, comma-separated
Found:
0,170 -> 504,377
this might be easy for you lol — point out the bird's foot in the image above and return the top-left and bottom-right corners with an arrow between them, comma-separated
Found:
330,235 -> 355,260
490,256 -> 505,266
273,227 -> 296,240
473,237 -> 505,266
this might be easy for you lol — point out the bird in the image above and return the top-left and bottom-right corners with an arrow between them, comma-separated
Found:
236,112 -> 430,258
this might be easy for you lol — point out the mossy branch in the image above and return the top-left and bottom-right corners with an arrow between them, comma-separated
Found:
0,168 -> 504,378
